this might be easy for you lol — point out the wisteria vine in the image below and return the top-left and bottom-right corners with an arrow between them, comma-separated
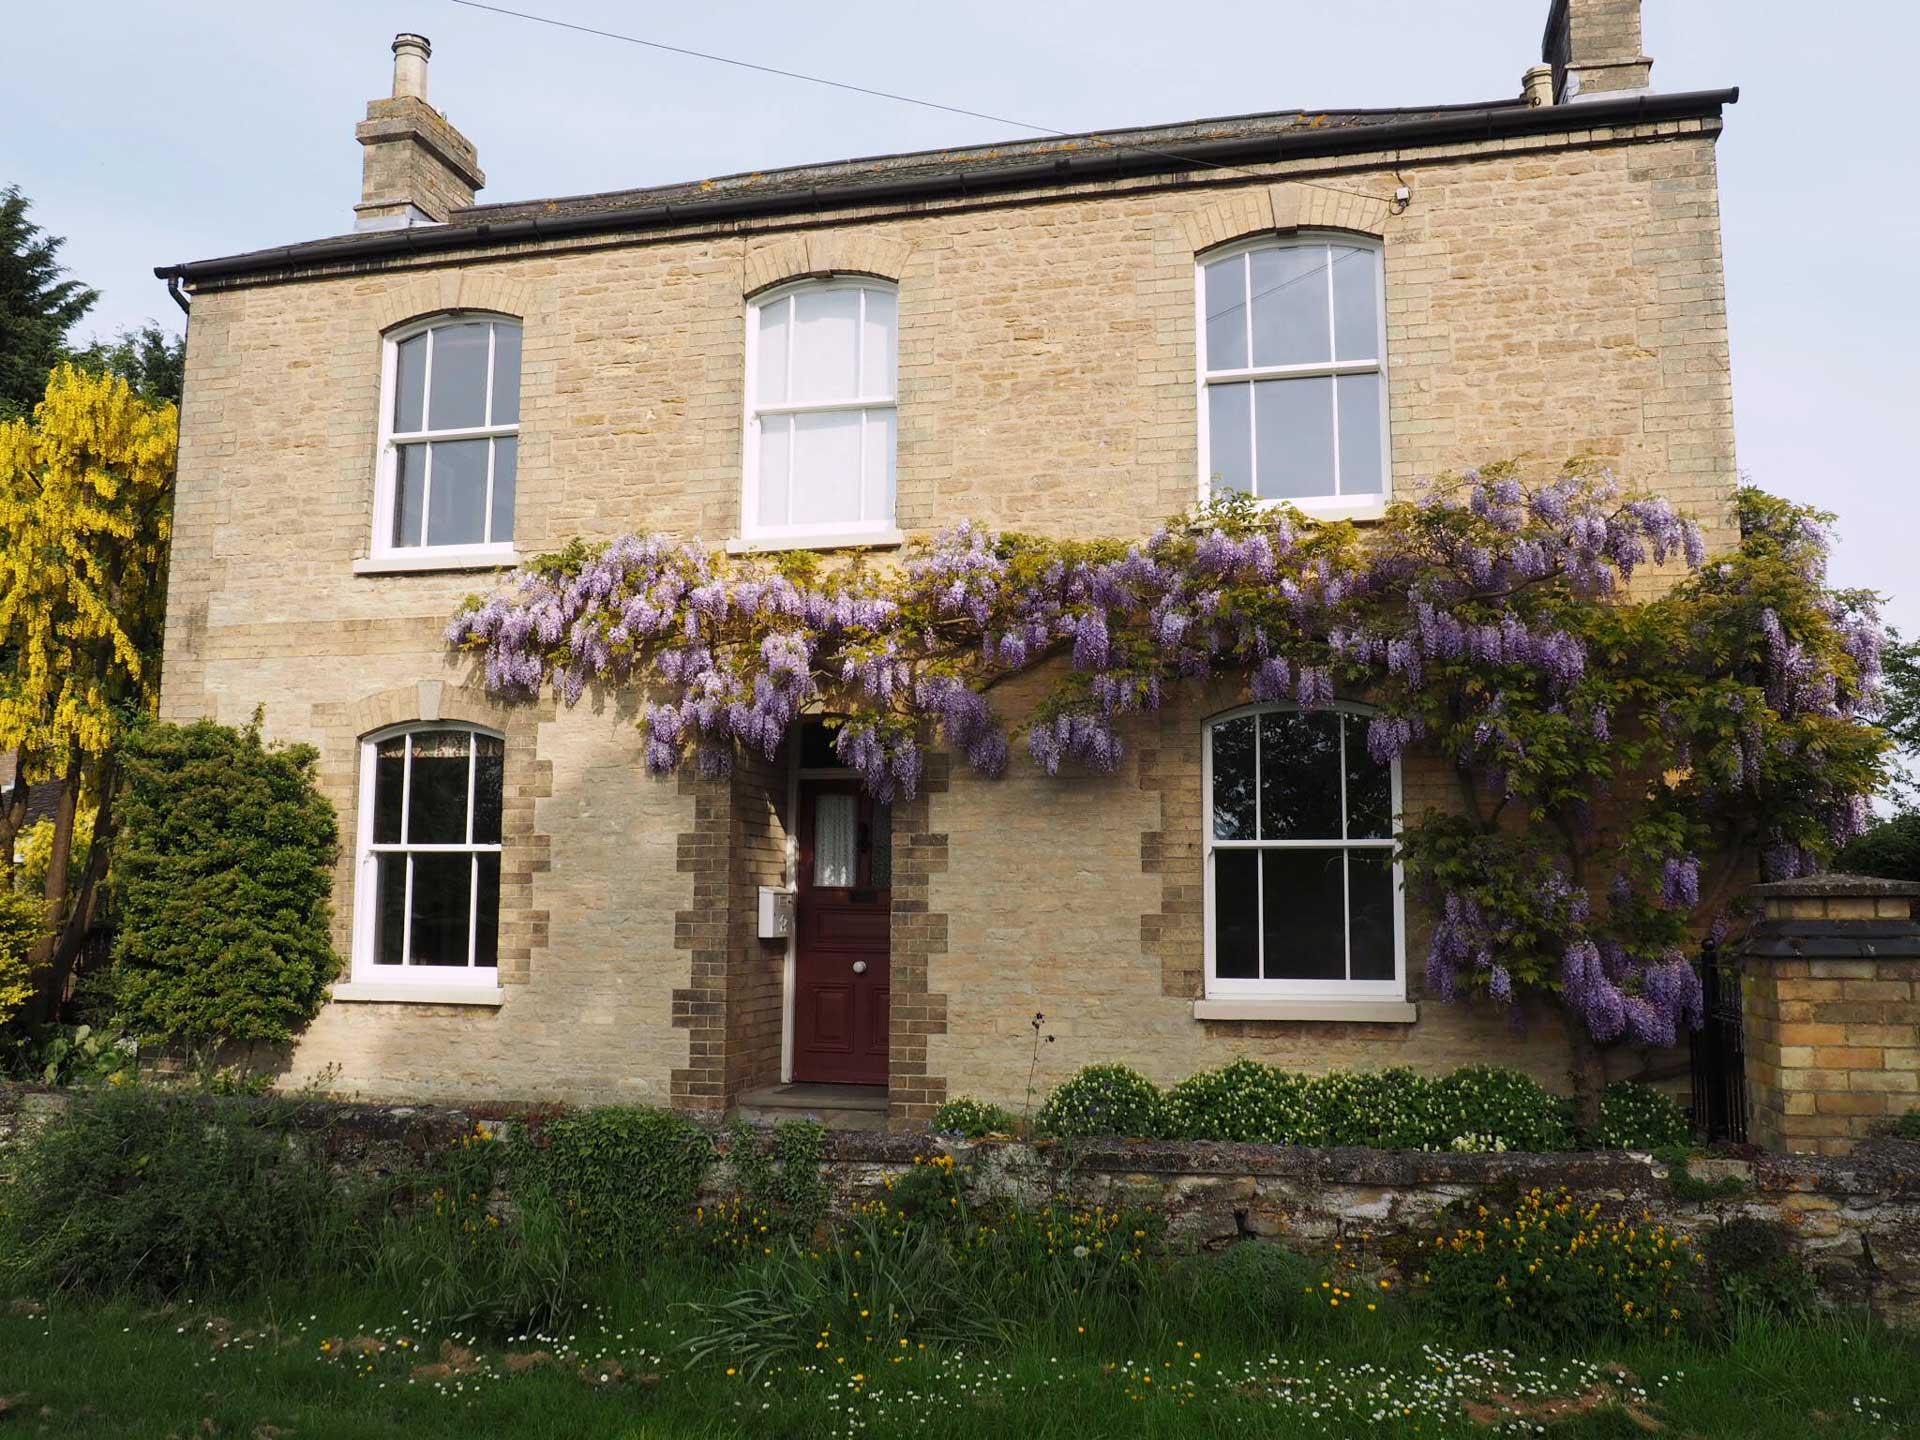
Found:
448,465 -> 1887,1052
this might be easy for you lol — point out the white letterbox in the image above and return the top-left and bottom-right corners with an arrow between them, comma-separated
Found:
757,886 -> 795,940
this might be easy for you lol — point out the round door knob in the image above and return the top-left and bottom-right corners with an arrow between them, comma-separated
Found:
851,960 -> 868,974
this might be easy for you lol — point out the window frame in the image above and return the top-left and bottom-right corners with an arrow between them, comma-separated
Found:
370,312 -> 523,567
349,720 -> 505,989
741,276 -> 899,545
1200,701 -> 1406,1000
1193,233 -> 1391,521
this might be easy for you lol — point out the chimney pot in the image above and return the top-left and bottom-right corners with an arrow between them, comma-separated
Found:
392,33 -> 431,101
1522,64 -> 1555,106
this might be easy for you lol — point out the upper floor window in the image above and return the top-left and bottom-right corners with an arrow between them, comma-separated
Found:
744,279 -> 897,542
1204,706 -> 1402,998
351,724 -> 504,985
375,315 -> 522,560
1198,238 -> 1388,515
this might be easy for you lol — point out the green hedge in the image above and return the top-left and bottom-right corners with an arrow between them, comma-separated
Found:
948,1065 -> 1685,1152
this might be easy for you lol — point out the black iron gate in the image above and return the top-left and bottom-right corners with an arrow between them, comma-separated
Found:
1689,939 -> 1748,1144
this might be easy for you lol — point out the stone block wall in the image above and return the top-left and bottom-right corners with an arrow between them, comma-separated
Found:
1743,876 -> 1920,1155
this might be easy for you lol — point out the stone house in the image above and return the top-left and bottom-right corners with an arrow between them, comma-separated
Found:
154,0 -> 1740,1127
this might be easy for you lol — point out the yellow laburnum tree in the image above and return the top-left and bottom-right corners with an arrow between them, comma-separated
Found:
0,363 -> 176,1016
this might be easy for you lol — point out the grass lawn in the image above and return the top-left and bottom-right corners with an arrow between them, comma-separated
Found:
2,1278 -> 1913,1439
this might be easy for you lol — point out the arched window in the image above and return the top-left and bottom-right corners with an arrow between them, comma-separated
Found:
1203,706 -> 1403,997
350,723 -> 504,986
743,278 -> 897,543
1197,237 -> 1388,516
373,314 -> 522,561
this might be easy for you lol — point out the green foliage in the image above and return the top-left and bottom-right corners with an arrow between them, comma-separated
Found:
109,717 -> 340,1048
514,1105 -> 715,1260
1702,1217 -> 1819,1326
929,1096 -> 1019,1137
1162,1059 -> 1319,1143
726,1118 -> 829,1239
1835,810 -> 1920,882
69,323 -> 184,408
14,808 -> 93,898
1419,1187 -> 1702,1345
0,186 -> 98,421
0,887 -> 39,1031
1037,1064 -> 1165,1138
0,1082 -> 362,1299
1589,1081 -> 1690,1151
1426,1066 -> 1574,1152
1897,1108 -> 1920,1142
6,1020 -> 136,1086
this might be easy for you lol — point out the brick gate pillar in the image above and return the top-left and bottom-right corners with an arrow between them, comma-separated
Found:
1742,874 -> 1920,1154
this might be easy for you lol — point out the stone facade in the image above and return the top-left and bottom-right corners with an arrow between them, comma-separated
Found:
160,17 -> 1739,1121
1742,875 -> 1920,1156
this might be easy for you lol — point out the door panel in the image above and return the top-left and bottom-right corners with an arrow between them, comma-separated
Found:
793,781 -> 892,1085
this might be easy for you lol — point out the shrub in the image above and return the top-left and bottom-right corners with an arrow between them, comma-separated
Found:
1895,1108 -> 1920,1142
1589,1081 -> 1691,1151
0,1083 -> 362,1298
1419,1187 -> 1702,1345
1037,1064 -> 1165,1138
1426,1066 -> 1573,1152
1162,1059 -> 1320,1143
110,717 -> 341,1049
514,1104 -> 714,1260
729,1118 -> 829,1238
0,889 -> 41,1032
930,1097 -> 1018,1137
1702,1217 -> 1820,1325
1309,1068 -> 1445,1149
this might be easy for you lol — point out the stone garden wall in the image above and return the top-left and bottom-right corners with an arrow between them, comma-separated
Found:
4,1085 -> 1915,1325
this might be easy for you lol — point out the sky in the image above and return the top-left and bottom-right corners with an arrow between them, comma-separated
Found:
6,0 -> 1916,630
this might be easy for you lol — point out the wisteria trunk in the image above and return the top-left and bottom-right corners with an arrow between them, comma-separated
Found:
1563,1011 -> 1609,1131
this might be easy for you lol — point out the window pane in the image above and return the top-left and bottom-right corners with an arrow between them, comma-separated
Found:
374,853 -> 407,965
1261,848 -> 1347,981
815,793 -> 857,887
1214,848 -> 1259,979
1344,714 -> 1394,838
489,323 -> 522,426
862,408 -> 894,528
489,436 -> 517,544
757,415 -> 792,529
1336,372 -> 1384,496
1349,851 -> 1397,980
1250,246 -> 1331,367
407,730 -> 471,844
756,296 -> 790,406
789,410 -> 863,526
1254,376 -> 1334,500
372,736 -> 405,844
393,444 -> 427,548
1207,382 -> 1252,496
1332,247 -> 1379,362
1203,255 -> 1247,372
427,322 -> 490,431
474,853 -> 501,969
394,333 -> 427,432
1210,716 -> 1256,840
409,853 -> 473,966
1259,711 -> 1343,839
790,288 -> 860,403
425,438 -> 488,547
473,733 -> 504,844
860,288 -> 896,398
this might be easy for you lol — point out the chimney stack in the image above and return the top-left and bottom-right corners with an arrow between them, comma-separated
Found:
1541,0 -> 1653,104
354,33 -> 485,231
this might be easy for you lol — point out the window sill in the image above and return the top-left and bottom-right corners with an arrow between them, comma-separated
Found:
331,982 -> 506,1007
353,549 -> 521,575
1191,998 -> 1417,1024
1256,499 -> 1389,525
725,529 -> 905,556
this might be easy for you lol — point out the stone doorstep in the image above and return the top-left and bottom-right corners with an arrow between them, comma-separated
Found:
731,1082 -> 890,1134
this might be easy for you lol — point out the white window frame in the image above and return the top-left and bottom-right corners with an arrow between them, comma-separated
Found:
348,721 -> 504,989
368,313 -> 522,568
741,277 -> 898,545
1201,702 -> 1406,1000
1194,234 -> 1391,521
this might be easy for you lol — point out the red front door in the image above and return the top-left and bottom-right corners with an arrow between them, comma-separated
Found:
793,781 -> 891,1085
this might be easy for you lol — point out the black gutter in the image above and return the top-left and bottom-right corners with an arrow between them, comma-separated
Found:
165,274 -> 190,315
155,87 -> 1737,286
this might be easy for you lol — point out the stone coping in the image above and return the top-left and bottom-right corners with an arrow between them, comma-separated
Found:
1751,873 -> 1920,897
